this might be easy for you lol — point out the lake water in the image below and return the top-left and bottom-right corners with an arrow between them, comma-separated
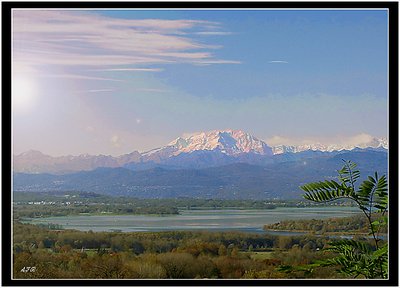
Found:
24,207 -> 361,233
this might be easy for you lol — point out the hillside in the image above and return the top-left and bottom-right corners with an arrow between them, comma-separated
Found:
13,150 -> 388,199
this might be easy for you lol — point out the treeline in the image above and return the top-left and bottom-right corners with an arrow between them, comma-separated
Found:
14,191 -> 354,220
13,191 -> 282,209
13,192 -> 282,219
13,203 -> 179,219
13,222 -> 347,279
264,214 -> 388,234
14,222 -> 328,254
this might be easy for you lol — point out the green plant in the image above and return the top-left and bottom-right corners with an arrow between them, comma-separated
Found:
300,160 -> 388,279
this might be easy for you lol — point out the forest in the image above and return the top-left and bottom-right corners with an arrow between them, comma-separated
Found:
12,202 -> 388,280
264,213 -> 388,235
12,161 -> 389,280
14,221 -> 351,279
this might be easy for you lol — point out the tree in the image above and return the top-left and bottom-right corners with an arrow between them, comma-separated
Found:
300,160 -> 388,279
218,244 -> 227,256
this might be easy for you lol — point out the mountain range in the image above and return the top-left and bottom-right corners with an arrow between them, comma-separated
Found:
13,129 -> 388,174
13,130 -> 389,199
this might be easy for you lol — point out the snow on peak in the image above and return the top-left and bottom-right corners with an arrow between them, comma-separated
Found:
271,137 -> 388,155
168,130 -> 273,156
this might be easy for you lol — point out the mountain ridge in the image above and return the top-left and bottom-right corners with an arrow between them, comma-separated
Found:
13,130 -> 388,174
13,150 -> 388,199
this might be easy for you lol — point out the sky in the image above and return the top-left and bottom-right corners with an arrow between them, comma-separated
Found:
12,9 -> 389,156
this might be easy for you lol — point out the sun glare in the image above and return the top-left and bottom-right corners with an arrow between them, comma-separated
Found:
12,75 -> 37,112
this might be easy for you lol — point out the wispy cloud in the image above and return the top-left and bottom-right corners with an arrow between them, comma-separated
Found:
86,89 -> 115,93
268,60 -> 289,64
195,31 -> 233,36
344,133 -> 376,146
40,74 -> 124,82
193,59 -> 242,66
12,10 -> 238,70
91,68 -> 164,72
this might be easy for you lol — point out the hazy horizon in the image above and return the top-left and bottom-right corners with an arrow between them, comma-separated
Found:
13,129 -> 388,158
12,9 -> 388,156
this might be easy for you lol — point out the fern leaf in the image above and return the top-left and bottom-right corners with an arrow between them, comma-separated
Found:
301,180 -> 352,203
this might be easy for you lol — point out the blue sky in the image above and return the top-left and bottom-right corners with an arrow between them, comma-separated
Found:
12,9 -> 388,156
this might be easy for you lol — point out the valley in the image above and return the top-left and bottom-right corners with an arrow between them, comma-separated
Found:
11,130 -> 390,280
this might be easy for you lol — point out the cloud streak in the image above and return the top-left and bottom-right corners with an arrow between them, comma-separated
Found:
40,74 -> 124,82
12,10 -> 238,70
195,31 -> 233,36
91,68 -> 164,72
86,89 -> 115,93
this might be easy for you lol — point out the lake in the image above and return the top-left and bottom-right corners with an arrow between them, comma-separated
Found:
24,206 -> 361,233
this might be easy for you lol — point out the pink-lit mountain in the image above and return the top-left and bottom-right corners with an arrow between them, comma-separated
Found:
143,129 -> 273,158
13,130 -> 387,174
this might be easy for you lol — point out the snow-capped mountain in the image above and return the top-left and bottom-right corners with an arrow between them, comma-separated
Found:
271,137 -> 388,155
13,130 -> 388,174
138,130 -> 273,168
14,129 -> 389,198
167,129 -> 273,156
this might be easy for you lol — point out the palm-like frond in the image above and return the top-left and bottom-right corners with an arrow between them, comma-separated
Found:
301,180 -> 354,203
372,244 -> 388,279
356,173 -> 388,214
338,160 -> 360,188
326,239 -> 372,254
313,240 -> 386,279
299,160 -> 388,279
